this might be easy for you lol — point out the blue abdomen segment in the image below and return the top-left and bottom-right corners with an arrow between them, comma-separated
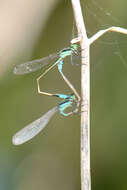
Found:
59,101 -> 72,116
55,94 -> 70,99
58,60 -> 63,73
58,94 -> 76,116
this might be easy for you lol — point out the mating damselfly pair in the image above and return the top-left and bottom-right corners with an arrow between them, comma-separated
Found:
12,41 -> 81,145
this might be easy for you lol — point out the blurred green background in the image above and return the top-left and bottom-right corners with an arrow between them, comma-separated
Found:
1,0 -> 127,189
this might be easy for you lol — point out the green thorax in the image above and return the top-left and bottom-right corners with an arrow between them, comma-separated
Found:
60,44 -> 79,59
71,43 -> 78,51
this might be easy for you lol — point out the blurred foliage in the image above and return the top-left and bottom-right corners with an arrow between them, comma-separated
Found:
1,0 -> 127,190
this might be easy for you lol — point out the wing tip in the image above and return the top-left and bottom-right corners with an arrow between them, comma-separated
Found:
12,135 -> 22,146
13,66 -> 22,75
13,67 -> 17,74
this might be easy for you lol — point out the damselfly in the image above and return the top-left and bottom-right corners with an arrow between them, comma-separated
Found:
12,94 -> 77,145
12,43 -> 81,145
14,44 -> 81,110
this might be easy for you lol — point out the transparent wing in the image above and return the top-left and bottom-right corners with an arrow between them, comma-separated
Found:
70,52 -> 81,66
71,22 -> 81,65
12,106 -> 58,145
14,53 -> 58,75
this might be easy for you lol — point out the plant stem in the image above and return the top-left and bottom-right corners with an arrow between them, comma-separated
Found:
71,1 -> 91,190
71,1 -> 127,190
